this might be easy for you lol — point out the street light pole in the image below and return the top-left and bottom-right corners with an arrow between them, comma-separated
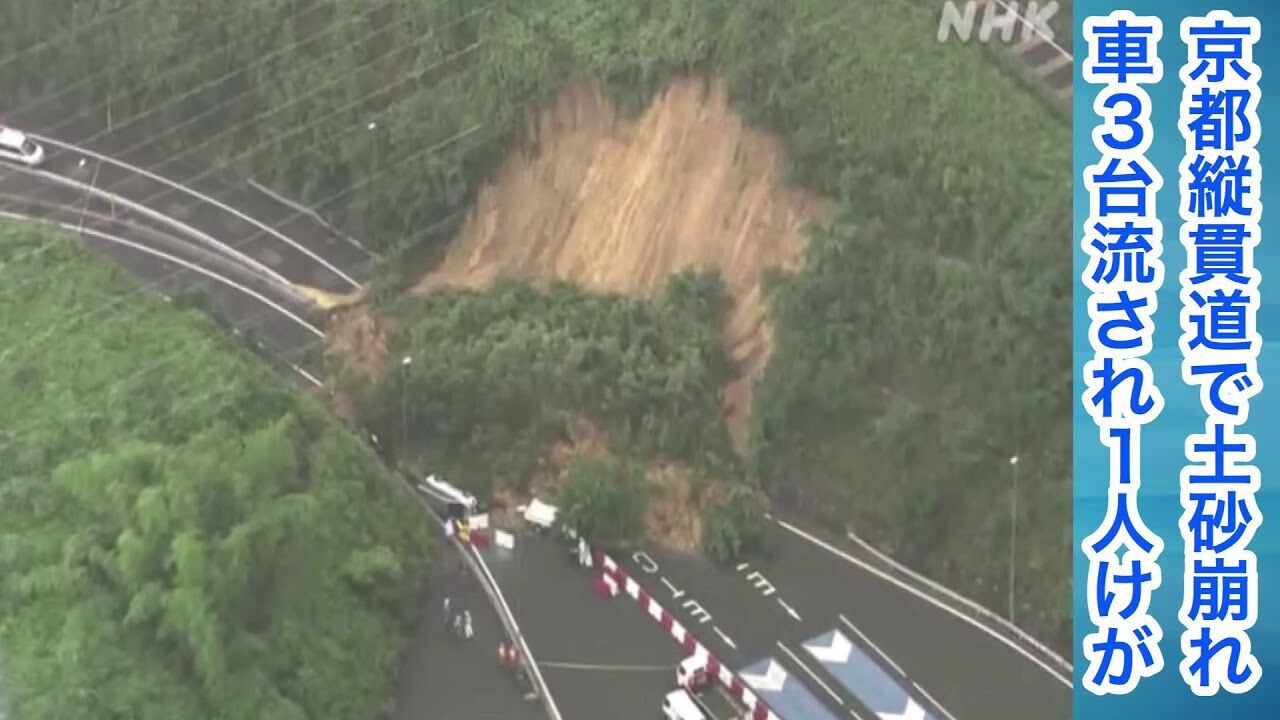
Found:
78,158 -> 101,234
400,355 -> 412,454
367,121 -> 379,236
1008,454 -> 1020,623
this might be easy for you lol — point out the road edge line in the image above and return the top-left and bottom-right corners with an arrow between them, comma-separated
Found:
409,484 -> 563,720
32,133 -> 365,289
26,166 -> 292,287
775,519 -> 1074,689
247,178 -> 380,259
842,528 -> 1072,675
0,210 -> 323,338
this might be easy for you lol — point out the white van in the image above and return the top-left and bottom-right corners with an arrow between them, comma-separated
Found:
0,127 -> 44,167
662,689 -> 707,720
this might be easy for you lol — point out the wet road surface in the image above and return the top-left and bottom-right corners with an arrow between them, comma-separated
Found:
611,522 -> 1072,720
6,111 -> 375,293
0,172 -> 327,385
393,543 -> 544,720
480,530 -> 685,720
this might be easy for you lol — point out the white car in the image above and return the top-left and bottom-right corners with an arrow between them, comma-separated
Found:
0,127 -> 45,167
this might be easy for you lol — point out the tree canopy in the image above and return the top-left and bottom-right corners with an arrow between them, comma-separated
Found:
354,272 -> 736,497
1,0 -> 1072,646
0,225 -> 431,720
557,458 -> 648,547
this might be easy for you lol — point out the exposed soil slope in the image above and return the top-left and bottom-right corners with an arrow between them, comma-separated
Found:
418,78 -> 829,449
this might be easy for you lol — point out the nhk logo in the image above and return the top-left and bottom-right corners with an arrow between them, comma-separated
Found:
937,1 -> 1060,44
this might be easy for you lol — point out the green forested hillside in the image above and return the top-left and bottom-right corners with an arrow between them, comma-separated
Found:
1,0 -> 1071,644
0,225 -> 430,719
356,271 -> 736,496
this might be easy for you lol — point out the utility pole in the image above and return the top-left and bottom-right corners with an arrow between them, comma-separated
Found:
1008,454 -> 1020,622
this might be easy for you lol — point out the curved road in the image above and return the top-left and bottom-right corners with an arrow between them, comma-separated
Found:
1,129 -> 1074,720
0,131 -> 537,720
475,518 -> 1072,720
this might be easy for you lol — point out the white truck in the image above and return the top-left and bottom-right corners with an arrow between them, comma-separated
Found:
673,655 -> 750,719
677,654 -> 711,691
419,474 -> 477,513
521,498 -> 589,565
522,498 -> 580,539
662,689 -> 707,720
521,498 -> 559,532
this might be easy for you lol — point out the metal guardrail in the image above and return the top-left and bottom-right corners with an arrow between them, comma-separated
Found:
246,177 -> 380,259
406,482 -> 562,720
844,529 -> 1073,677
468,546 -> 563,720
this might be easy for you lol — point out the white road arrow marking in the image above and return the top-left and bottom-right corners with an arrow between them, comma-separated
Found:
877,699 -> 928,720
737,562 -> 751,572
741,660 -> 788,694
778,599 -> 803,622
713,626 -> 739,651
805,630 -> 853,664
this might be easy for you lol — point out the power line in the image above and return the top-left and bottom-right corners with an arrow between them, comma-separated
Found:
0,110 -> 488,364
0,0 -> 145,71
1,2 -> 861,454
0,178 -> 478,453
0,19 -> 490,287
12,0 -> 308,123
0,46 -> 488,318
0,2 -> 496,281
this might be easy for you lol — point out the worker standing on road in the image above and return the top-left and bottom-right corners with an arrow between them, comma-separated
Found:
442,596 -> 451,624
463,610 -> 474,640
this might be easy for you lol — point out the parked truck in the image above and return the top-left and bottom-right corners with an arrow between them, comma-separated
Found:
662,688 -> 708,720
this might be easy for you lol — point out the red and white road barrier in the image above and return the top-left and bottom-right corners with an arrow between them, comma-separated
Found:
594,551 -> 782,720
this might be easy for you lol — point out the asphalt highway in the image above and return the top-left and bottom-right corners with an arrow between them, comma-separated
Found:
393,539 -> 544,720
0,131 -> 513,720
6,111 -> 374,293
613,524 -> 1072,720
1,124 -> 1076,720
0,171 -> 327,385
479,530 -> 686,720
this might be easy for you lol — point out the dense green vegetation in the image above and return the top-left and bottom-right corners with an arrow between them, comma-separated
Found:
558,458 -> 648,547
1,0 -> 1071,644
355,271 -> 735,499
0,225 -> 431,720
702,485 -> 772,566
